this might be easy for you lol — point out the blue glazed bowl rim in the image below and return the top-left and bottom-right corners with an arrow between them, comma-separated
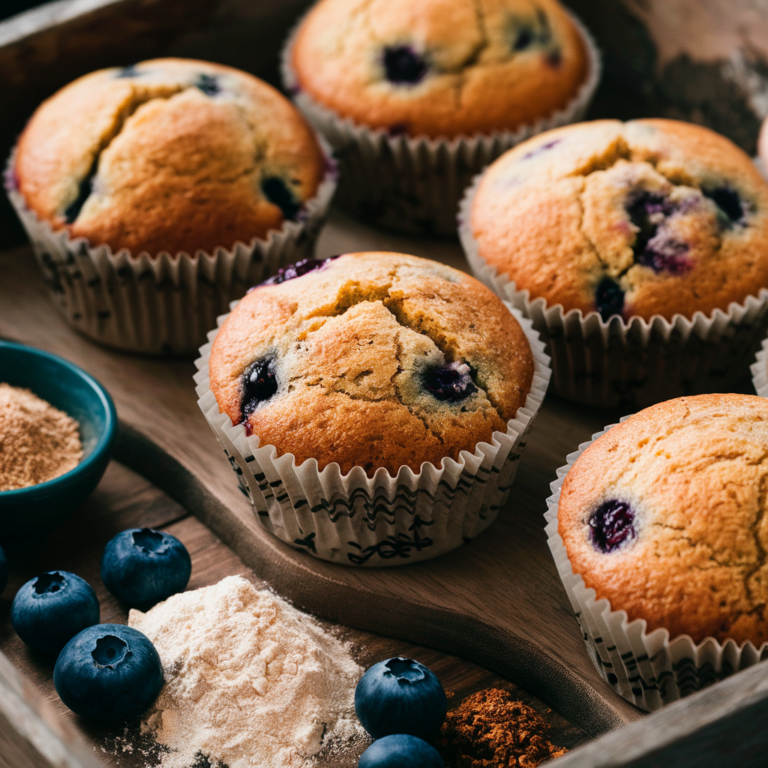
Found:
0,340 -> 117,498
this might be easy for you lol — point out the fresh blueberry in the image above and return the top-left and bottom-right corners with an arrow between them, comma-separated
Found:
359,734 -> 444,768
101,528 -> 191,611
12,571 -> 100,656
259,255 -> 340,287
0,544 -> 7,595
595,277 -> 625,321
196,74 -> 220,96
240,357 -> 279,422
589,499 -> 637,553
54,624 -> 164,721
261,176 -> 302,221
383,46 -> 428,85
423,361 -> 477,403
703,186 -> 744,226
355,657 -> 447,740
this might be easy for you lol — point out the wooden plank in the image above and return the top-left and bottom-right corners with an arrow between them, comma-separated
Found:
553,661 -> 768,768
0,461 -> 589,767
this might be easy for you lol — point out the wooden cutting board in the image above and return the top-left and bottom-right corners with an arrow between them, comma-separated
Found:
0,211 -> 646,739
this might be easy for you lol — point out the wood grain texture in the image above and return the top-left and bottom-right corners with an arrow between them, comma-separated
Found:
0,652 -> 102,768
0,461 -> 588,767
0,211 -> 640,740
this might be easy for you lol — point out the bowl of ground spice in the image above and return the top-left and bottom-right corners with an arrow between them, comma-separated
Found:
0,341 -> 116,542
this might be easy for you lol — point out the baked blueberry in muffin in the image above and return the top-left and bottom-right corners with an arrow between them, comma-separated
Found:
470,119 -> 768,321
14,58 -> 327,256
290,0 -> 589,139
558,394 -> 768,644
208,252 -> 534,475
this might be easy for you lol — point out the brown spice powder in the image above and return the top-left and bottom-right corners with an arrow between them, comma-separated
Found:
0,383 -> 83,491
437,689 -> 568,768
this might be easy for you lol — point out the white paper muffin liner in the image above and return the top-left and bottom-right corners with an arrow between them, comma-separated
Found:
545,421 -> 768,712
194,303 -> 551,566
751,337 -> 768,397
281,9 -> 600,236
4,144 -> 338,356
459,174 -> 768,409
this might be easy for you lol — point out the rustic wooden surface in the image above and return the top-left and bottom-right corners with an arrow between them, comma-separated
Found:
0,211 -> 642,740
0,460 -> 589,767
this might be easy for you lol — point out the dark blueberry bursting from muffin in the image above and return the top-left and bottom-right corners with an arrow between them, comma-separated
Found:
424,361 -> 477,402
115,64 -> 138,78
240,357 -> 278,421
595,277 -> 624,321
702,186 -> 745,227
522,138 -> 561,160
63,174 -> 94,223
546,49 -> 563,68
259,255 -> 341,287
513,27 -> 534,51
382,45 -> 428,85
588,499 -> 637,553
261,176 -> 302,221
627,192 -> 690,274
196,74 -> 221,96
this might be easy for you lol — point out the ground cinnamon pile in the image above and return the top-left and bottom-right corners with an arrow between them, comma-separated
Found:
0,383 -> 82,491
436,688 -> 568,767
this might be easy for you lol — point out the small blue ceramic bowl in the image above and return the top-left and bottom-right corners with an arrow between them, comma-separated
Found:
0,341 -> 117,543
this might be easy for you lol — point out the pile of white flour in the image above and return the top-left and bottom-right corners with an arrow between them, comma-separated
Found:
128,576 -> 364,768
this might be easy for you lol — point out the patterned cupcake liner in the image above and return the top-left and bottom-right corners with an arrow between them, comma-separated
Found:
194,304 -> 551,567
459,175 -> 768,409
281,9 -> 600,237
4,143 -> 338,356
751,336 -> 768,397
545,422 -> 768,712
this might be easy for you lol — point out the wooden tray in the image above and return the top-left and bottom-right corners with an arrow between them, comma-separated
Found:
3,210 -> 768,768
3,1 -> 768,765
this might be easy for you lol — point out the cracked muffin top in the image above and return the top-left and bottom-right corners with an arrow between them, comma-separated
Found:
470,119 -> 768,321
14,58 -> 326,256
290,0 -> 588,139
559,394 -> 768,645
209,251 -> 534,475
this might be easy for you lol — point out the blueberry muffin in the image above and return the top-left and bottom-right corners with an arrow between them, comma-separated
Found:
208,252 -> 534,475
470,119 -> 768,321
290,0 -> 589,139
558,393 -> 768,645
14,58 -> 326,256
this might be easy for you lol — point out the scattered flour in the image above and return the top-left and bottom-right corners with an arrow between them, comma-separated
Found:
128,576 -> 364,768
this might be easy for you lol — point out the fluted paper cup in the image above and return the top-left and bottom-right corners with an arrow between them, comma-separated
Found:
194,305 -> 550,566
